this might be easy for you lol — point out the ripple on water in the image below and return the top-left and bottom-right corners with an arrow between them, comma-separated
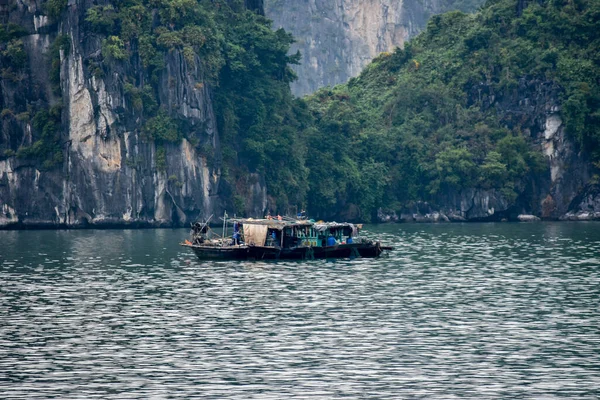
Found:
0,223 -> 599,398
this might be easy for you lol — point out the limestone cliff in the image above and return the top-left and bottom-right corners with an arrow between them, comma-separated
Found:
0,0 -> 267,228
374,77 -> 598,223
265,0 -> 483,96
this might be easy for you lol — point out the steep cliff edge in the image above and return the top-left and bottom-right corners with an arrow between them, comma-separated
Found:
0,0 -> 283,228
265,0 -> 483,96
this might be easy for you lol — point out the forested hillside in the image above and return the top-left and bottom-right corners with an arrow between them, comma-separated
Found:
302,0 -> 600,221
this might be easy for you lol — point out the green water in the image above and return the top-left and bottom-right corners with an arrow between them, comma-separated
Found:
1,223 -> 599,398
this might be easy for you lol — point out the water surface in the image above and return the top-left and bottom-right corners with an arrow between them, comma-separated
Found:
1,223 -> 599,398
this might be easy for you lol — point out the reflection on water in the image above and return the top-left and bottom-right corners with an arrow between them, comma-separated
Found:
1,223 -> 600,398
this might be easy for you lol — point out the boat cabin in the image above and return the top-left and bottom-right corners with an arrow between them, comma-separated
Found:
314,222 -> 358,246
220,217 -> 363,252
231,218 -> 324,249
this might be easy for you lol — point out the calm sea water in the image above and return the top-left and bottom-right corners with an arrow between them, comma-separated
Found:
1,223 -> 599,399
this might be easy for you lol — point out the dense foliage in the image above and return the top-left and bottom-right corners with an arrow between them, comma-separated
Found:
15,106 -> 65,170
301,0 -> 599,220
0,23 -> 28,82
211,4 -> 308,211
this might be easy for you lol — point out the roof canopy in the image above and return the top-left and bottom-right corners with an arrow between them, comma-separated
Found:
230,218 -> 313,231
225,218 -> 360,233
313,222 -> 355,232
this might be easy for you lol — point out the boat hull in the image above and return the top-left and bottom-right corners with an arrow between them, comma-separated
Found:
182,242 -> 390,261
182,244 -> 281,260
281,242 -> 385,259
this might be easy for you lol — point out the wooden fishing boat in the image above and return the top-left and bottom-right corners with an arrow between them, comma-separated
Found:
276,221 -> 392,259
181,215 -> 392,261
180,218 -> 282,260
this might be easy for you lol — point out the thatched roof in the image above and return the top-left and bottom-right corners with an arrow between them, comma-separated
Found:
230,218 -> 313,230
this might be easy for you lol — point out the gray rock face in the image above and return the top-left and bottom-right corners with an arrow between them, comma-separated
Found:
474,77 -> 593,220
265,0 -> 482,96
378,189 -> 511,223
560,185 -> 600,221
0,1 -> 267,228
493,79 -> 594,221
538,112 -> 591,219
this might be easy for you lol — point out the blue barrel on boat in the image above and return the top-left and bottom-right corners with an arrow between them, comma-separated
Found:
327,235 -> 336,246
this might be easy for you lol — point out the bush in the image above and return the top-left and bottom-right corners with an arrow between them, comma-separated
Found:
45,0 -> 67,19
102,36 -> 128,61
16,112 -> 30,121
86,5 -> 118,34
0,109 -> 14,119
156,30 -> 184,49
0,23 -> 28,42
144,110 -> 181,143
16,106 -> 64,169
155,146 -> 167,171
2,149 -> 16,158
2,39 -> 27,69
480,151 -> 507,188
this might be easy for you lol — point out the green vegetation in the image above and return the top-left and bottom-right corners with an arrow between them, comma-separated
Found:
0,34 -> 28,83
0,23 -> 28,43
85,5 -> 118,34
300,0 -> 599,219
101,36 -> 128,61
2,39 -> 27,69
16,105 -> 64,170
84,0 -> 224,81
45,0 -> 68,20
144,110 -> 181,143
1,109 -> 14,119
156,146 -> 167,171
438,0 -> 484,13
124,83 -> 158,114
213,7 -> 307,209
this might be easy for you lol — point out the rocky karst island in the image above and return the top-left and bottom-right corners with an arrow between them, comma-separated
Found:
0,0 -> 598,228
